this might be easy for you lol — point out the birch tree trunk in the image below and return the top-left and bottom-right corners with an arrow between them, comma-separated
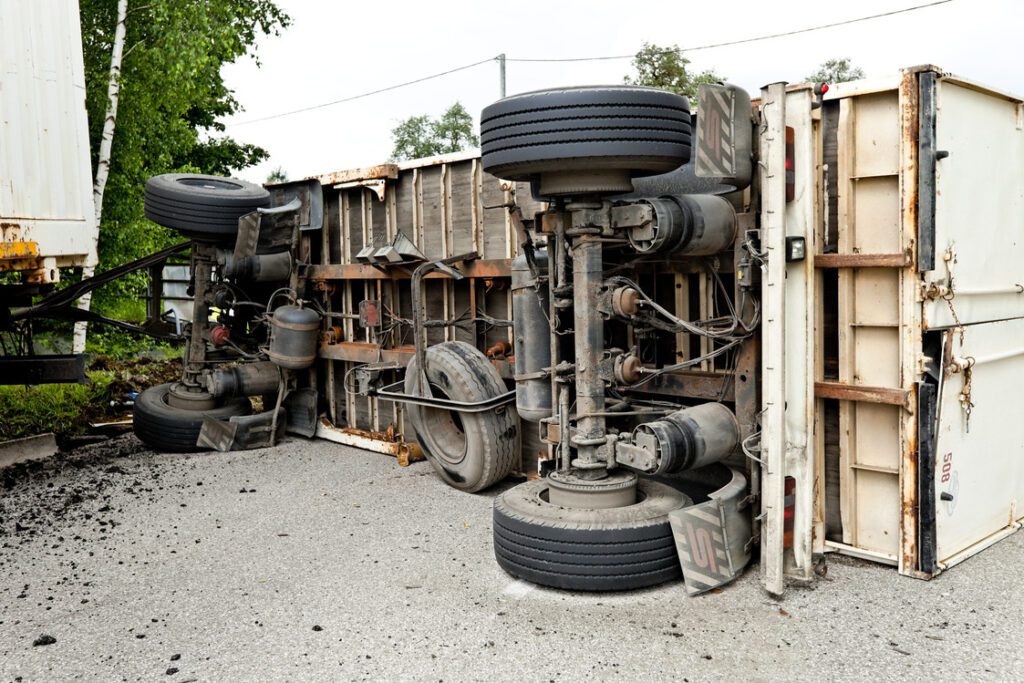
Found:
74,0 -> 129,354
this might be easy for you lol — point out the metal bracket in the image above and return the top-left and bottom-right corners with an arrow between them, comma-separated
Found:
409,252 -> 479,397
334,177 -> 387,201
375,380 -> 515,413
7,241 -> 190,339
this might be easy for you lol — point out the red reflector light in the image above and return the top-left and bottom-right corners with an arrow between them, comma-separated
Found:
783,476 -> 795,549
821,83 -> 830,94
785,126 -> 795,203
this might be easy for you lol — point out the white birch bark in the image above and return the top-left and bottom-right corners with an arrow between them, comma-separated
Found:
74,0 -> 129,354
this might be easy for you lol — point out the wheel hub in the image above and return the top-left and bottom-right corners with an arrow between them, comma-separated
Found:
547,469 -> 638,509
536,169 -> 633,197
166,383 -> 217,411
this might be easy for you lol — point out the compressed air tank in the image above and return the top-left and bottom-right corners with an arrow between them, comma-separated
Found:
511,250 -> 551,422
267,304 -> 320,369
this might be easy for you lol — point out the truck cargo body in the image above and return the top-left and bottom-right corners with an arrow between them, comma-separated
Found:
761,67 -> 1024,589
0,0 -> 97,284
306,66 -> 1023,592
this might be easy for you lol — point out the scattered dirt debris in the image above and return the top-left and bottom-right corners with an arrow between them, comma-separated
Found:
1,434 -> 149,541
32,634 -> 57,647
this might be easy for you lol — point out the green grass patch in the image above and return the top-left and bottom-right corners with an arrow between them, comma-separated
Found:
0,371 -> 117,441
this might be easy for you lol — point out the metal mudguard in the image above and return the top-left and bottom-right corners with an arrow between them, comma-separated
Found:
668,467 -> 752,595
197,410 -> 287,452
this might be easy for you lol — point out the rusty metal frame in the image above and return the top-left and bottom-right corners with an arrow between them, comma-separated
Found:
814,381 -> 912,408
7,241 -> 190,340
815,252 -> 912,268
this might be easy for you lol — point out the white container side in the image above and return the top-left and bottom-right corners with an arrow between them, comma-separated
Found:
0,0 -> 97,272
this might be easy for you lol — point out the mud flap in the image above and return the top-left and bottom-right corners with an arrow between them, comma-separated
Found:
669,468 -> 752,595
282,388 -> 318,437
197,410 -> 287,451
695,83 -> 753,191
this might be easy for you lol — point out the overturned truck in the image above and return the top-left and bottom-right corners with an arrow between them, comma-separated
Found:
126,66 -> 1024,595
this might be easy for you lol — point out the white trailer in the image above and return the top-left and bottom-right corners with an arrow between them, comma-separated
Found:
0,0 -> 97,284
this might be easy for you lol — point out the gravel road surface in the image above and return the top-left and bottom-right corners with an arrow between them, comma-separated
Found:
1,435 -> 1021,681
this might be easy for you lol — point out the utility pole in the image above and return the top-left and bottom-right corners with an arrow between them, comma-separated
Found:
497,53 -> 506,98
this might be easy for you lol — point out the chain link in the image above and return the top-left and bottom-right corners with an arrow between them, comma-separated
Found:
938,247 -> 976,430
944,290 -> 975,430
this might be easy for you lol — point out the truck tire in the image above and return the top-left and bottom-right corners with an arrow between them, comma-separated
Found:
404,341 -> 519,492
492,478 -> 690,591
133,383 -> 252,453
480,86 -> 692,182
144,174 -> 270,242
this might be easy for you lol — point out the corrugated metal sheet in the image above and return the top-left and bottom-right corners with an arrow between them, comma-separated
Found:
0,0 -> 97,270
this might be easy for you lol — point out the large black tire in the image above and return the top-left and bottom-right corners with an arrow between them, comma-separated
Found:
493,478 -> 689,591
144,173 -> 270,242
133,383 -> 252,453
480,86 -> 692,181
404,341 -> 519,492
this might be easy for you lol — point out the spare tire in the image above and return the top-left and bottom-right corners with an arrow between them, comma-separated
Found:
404,341 -> 519,492
133,383 -> 252,452
493,478 -> 690,591
144,174 -> 270,242
480,86 -> 692,185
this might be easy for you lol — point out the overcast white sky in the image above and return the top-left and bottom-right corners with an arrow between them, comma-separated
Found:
219,0 -> 1021,183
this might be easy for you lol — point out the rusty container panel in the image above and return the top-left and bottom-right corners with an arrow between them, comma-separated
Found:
312,151 -> 542,452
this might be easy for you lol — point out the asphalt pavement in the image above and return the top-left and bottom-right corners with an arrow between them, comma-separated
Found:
1,434 -> 1021,681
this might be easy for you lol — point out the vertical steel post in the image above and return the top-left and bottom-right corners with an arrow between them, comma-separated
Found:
571,234 -> 606,469
182,245 -> 213,390
550,213 -> 570,471
759,82 -> 788,596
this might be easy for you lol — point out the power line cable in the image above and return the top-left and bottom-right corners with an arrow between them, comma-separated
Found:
227,0 -> 953,126
230,56 -> 497,126
508,0 -> 954,62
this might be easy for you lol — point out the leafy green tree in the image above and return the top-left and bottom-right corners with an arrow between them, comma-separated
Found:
390,103 -> 479,161
624,42 -> 722,100
267,166 -> 289,183
805,58 -> 865,84
79,0 -> 289,306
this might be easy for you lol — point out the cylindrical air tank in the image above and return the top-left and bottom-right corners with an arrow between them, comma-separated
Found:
206,361 -> 281,397
267,304 -> 320,370
511,249 -> 552,422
